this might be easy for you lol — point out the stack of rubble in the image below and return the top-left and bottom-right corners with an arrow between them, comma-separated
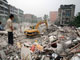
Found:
30,25 -> 80,60
0,25 -> 80,60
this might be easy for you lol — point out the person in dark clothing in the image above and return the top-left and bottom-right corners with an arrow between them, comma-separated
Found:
6,14 -> 14,45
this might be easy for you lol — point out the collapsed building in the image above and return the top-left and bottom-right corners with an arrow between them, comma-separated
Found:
0,24 -> 80,60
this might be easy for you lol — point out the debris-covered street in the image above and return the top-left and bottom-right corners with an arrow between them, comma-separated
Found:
0,23 -> 80,60
0,0 -> 80,60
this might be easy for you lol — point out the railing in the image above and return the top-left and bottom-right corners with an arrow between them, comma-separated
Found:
0,4 -> 8,9
0,14 -> 8,16
0,0 -> 8,4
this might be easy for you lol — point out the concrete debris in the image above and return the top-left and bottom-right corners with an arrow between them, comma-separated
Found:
21,44 -> 32,60
0,31 -> 7,35
71,53 -> 80,60
0,41 -> 8,47
0,24 -> 80,60
0,50 -> 6,60
49,36 -> 56,42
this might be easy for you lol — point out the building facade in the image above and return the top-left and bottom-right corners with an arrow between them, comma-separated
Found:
50,11 -> 58,22
0,0 -> 24,24
17,9 -> 24,23
8,5 -> 18,22
58,4 -> 75,25
24,14 -> 37,23
8,5 -> 18,15
37,17 -> 42,22
0,0 -> 8,24
8,5 -> 24,23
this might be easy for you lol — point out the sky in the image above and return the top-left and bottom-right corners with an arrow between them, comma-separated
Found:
7,0 -> 80,17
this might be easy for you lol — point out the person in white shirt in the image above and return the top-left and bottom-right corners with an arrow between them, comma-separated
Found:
6,14 -> 14,45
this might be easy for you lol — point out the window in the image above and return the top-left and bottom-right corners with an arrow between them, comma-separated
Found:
65,10 -> 71,16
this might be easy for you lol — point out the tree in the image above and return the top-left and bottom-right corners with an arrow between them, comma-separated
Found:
69,12 -> 80,27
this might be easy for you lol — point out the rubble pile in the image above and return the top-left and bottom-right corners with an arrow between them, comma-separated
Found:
31,25 -> 80,60
0,35 -> 21,60
0,25 -> 80,60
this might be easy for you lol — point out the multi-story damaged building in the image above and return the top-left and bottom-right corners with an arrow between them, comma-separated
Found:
24,14 -> 37,23
17,9 -> 24,23
8,5 -> 24,23
0,0 -> 24,24
50,11 -> 58,22
58,4 -> 75,25
8,5 -> 18,16
8,5 -> 18,22
0,0 -> 8,24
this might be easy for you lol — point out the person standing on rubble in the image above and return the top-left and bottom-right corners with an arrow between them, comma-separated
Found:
6,14 -> 14,45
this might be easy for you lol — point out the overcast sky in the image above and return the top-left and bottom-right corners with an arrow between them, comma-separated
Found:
7,0 -> 80,17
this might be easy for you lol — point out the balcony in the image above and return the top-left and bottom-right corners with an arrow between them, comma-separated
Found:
0,10 -> 3,12
0,13 -> 8,17
0,4 -> 8,9
0,0 -> 8,4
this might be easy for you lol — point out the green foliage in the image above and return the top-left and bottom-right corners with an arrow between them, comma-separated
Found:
69,12 -> 80,27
